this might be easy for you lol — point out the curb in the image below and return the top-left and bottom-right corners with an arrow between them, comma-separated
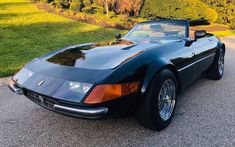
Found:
0,77 -> 11,87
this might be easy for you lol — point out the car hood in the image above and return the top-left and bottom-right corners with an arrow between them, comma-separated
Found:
14,40 -> 160,103
41,40 -> 158,70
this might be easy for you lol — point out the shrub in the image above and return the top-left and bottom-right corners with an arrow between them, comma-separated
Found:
92,5 -> 105,14
70,0 -> 84,12
54,7 -> 63,13
108,11 -> 117,18
82,6 -> 95,14
206,7 -> 218,23
117,15 -> 129,22
229,20 -> 235,29
32,0 -> 53,3
40,0 -> 49,3
31,0 -> 40,3
54,0 -> 70,9
92,0 -> 144,16
83,0 -> 92,7
49,2 -> 57,9
201,0 -> 235,24
141,0 -> 218,24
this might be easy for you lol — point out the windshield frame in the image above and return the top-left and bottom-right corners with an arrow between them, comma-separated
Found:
123,20 -> 189,42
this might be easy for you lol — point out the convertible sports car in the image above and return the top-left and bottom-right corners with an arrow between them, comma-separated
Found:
8,20 -> 225,131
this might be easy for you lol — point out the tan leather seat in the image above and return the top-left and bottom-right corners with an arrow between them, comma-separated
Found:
189,31 -> 195,39
149,32 -> 166,37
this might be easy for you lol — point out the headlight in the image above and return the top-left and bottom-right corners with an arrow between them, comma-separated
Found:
68,81 -> 91,93
12,68 -> 34,84
53,81 -> 93,102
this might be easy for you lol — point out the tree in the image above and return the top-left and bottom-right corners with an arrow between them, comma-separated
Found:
200,0 -> 235,24
104,0 -> 109,17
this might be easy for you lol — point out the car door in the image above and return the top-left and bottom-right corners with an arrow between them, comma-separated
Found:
192,36 -> 217,77
170,41 -> 196,88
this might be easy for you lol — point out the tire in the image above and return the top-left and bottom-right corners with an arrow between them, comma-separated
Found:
206,48 -> 225,80
136,69 -> 178,131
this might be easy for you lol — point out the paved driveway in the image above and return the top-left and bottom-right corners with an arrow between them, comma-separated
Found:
0,37 -> 235,147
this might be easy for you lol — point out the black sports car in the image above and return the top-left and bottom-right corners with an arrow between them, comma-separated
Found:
8,20 -> 225,131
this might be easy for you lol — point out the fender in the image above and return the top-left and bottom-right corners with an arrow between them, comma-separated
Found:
217,41 -> 226,54
140,58 -> 179,94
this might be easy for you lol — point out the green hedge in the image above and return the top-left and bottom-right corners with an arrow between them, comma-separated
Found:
201,0 -> 235,26
141,0 -> 218,24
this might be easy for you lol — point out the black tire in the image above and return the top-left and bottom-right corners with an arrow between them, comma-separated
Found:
136,69 -> 178,131
206,48 -> 225,80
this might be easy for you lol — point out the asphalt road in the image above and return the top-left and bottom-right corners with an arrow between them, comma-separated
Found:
0,37 -> 235,147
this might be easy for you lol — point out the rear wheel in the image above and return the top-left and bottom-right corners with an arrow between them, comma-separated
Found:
206,48 -> 225,80
136,69 -> 177,131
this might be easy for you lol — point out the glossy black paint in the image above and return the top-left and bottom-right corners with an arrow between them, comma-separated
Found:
10,20 -> 225,118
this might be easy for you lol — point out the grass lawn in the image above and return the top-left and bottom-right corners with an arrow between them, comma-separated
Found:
212,30 -> 235,37
0,0 -> 125,77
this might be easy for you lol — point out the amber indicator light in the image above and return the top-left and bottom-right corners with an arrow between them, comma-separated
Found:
84,82 -> 140,104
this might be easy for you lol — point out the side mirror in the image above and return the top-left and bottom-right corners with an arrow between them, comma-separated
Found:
195,30 -> 207,39
115,34 -> 121,39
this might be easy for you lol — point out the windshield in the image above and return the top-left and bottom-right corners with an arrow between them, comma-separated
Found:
123,21 -> 188,43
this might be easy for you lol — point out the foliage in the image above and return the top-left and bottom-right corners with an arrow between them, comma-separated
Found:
54,0 -> 70,8
141,0 -> 218,24
31,0 -> 53,3
212,30 -> 235,37
82,6 -> 95,13
200,0 -> 235,26
83,0 -> 92,7
85,0 -> 144,16
110,0 -> 144,16
40,0 -> 49,3
34,0 -> 235,29
229,21 -> 235,29
70,0 -> 84,12
0,0 -> 124,77
65,8 -> 134,29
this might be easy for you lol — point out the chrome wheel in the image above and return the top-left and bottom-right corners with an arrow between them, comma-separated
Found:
218,49 -> 224,76
158,79 -> 176,121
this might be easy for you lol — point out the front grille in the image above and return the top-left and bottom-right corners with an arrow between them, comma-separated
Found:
23,89 -> 108,119
25,90 -> 57,109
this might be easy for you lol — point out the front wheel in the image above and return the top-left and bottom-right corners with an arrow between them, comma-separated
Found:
136,69 -> 177,131
206,48 -> 225,80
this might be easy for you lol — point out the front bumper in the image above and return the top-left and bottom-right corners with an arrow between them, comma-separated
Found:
8,80 -> 24,95
8,80 -> 108,119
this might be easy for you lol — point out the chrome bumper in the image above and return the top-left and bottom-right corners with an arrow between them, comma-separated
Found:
8,80 -> 24,95
53,104 -> 108,118
8,80 -> 108,119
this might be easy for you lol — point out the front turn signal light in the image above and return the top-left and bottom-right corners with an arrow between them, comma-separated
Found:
84,81 -> 140,104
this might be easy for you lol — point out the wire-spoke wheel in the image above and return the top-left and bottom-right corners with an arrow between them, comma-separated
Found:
158,79 -> 176,121
136,69 -> 178,131
218,49 -> 224,76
